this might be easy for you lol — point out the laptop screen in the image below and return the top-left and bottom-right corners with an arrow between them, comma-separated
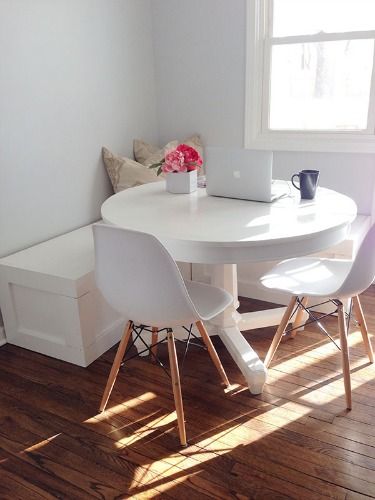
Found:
205,147 -> 274,202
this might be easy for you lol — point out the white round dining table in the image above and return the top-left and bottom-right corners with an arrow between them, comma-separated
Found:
101,181 -> 357,393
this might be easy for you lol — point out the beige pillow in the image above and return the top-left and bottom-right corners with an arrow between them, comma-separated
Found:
133,139 -> 178,167
102,147 -> 162,193
134,134 -> 204,168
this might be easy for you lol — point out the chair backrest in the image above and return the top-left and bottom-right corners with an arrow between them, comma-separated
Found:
335,223 -> 375,298
93,224 -> 199,327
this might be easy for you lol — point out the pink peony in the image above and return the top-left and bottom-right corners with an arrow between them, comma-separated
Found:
162,150 -> 186,173
176,144 -> 203,170
156,144 -> 203,174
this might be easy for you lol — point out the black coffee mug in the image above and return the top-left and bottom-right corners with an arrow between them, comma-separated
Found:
291,170 -> 320,200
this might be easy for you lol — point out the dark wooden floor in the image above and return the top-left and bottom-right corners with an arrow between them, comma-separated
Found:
1,290 -> 375,499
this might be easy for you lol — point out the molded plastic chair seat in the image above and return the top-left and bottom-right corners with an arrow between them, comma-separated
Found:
261,257 -> 352,298
93,223 -> 232,447
260,224 -> 375,411
185,280 -> 233,320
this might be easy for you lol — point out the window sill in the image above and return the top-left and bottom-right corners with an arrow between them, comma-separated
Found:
245,131 -> 375,154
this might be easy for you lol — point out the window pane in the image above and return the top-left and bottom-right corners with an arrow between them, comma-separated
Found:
269,39 -> 374,131
273,0 -> 375,37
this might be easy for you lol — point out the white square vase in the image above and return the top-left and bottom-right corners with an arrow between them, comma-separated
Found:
166,170 -> 197,194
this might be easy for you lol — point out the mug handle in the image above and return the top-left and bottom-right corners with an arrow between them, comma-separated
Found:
291,174 -> 300,190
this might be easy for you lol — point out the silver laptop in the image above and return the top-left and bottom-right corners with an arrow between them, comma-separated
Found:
205,147 -> 286,202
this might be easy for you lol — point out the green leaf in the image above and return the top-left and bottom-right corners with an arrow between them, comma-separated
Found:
149,162 -> 163,169
157,166 -> 163,176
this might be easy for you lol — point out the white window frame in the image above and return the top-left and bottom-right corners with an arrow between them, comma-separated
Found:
245,0 -> 375,153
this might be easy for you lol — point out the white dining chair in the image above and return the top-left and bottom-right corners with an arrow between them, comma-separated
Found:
260,224 -> 375,410
93,223 -> 232,446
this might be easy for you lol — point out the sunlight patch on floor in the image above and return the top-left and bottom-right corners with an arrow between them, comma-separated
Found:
271,331 -> 370,372
80,322 -> 375,496
23,434 -> 61,453
84,393 -> 158,425
100,410 -> 178,449
128,468 -> 201,497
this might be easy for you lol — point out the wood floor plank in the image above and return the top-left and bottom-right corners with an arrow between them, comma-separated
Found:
2,362 -> 366,498
0,390 -> 210,499
0,448 -> 93,499
0,468 -> 54,500
1,289 -> 375,498
1,336 -> 374,489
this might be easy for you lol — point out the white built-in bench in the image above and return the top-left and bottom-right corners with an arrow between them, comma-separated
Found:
0,215 -> 371,365
0,224 -> 124,366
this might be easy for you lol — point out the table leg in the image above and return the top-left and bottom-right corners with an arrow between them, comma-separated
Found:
132,264 -> 295,391
209,264 -> 267,394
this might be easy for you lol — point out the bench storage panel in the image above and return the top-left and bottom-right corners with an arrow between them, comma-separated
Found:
0,224 -> 124,366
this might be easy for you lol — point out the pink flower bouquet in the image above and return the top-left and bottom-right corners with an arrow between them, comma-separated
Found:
149,144 -> 203,175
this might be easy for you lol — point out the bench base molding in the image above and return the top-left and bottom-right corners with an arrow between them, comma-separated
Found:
0,271 -> 125,367
0,224 -> 125,367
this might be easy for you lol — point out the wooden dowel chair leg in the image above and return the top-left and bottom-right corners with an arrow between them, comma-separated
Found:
264,296 -> 298,368
195,320 -> 230,387
99,321 -> 133,412
338,304 -> 352,410
352,295 -> 374,363
167,330 -> 187,447
291,297 -> 308,339
151,327 -> 158,360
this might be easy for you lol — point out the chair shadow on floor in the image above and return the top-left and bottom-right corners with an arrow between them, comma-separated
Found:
84,321 -> 375,498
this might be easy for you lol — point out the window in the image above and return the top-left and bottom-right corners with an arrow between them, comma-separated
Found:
245,0 -> 375,152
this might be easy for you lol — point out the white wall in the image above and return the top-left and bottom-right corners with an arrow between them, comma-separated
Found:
273,152 -> 375,215
0,0 -> 158,257
152,0 -> 375,215
152,0 -> 246,148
